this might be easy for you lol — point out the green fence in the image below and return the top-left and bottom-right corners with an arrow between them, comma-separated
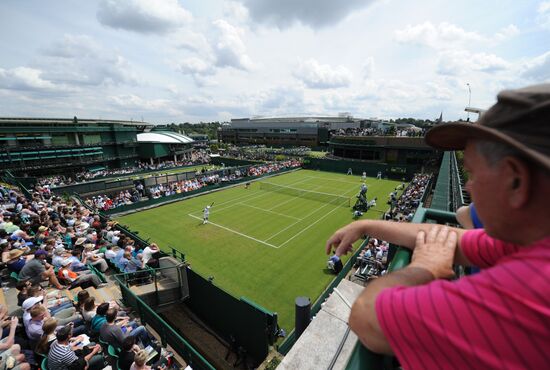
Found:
102,166 -> 298,215
302,157 -> 416,180
114,275 -> 216,370
184,268 -> 278,367
209,156 -> 261,166
0,170 -> 33,199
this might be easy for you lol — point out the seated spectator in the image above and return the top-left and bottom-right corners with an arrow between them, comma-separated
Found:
5,249 -> 28,273
118,336 -> 140,370
66,250 -> 88,272
48,324 -> 104,370
22,294 -> 80,329
90,303 -> 109,334
18,250 -> 64,289
99,308 -> 153,349
130,349 -> 164,370
124,253 -> 143,273
82,244 -> 108,272
0,317 -> 30,370
142,244 -> 159,268
52,246 -> 70,269
104,245 -> 117,260
15,280 -> 32,307
35,317 -> 58,355
57,260 -> 106,289
81,297 -> 97,323
26,304 -> 50,342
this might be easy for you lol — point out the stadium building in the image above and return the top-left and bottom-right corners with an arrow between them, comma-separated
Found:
218,115 -> 374,147
0,117 -> 195,175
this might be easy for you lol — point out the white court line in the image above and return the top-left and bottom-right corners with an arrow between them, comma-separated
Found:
188,214 -> 279,249
238,203 -> 301,220
264,185 -> 354,242
277,187 -> 358,248
198,175 -> 314,215
266,184 -> 324,211
305,175 -> 373,186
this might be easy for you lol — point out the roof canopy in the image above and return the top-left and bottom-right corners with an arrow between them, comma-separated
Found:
137,131 -> 194,144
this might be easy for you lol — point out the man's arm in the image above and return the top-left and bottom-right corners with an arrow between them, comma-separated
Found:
325,220 -> 471,265
348,226 -> 458,354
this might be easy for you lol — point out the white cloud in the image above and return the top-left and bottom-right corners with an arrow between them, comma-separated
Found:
110,94 -> 171,111
238,0 -> 376,29
254,85 -> 306,113
437,50 -> 510,76
293,59 -> 352,89
43,35 -> 101,58
177,57 -> 218,87
363,57 -> 375,79
212,20 -> 254,70
537,1 -> 550,29
171,30 -> 211,52
0,67 -> 58,91
40,35 -> 139,87
223,1 -> 250,24
97,0 -> 192,34
521,50 -> 550,81
395,22 -> 486,49
494,24 -> 520,41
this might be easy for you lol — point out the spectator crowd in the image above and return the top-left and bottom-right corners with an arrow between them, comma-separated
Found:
0,182 -> 172,369
84,160 -> 302,211
36,150 -> 211,188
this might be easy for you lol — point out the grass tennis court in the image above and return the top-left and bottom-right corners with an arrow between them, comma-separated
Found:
116,169 -> 403,331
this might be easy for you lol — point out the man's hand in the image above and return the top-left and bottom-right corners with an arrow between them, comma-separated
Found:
325,222 -> 366,256
409,226 -> 457,279
92,344 -> 101,354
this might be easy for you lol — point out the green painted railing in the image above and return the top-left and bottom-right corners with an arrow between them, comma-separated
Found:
344,207 -> 457,370
113,274 -> 216,370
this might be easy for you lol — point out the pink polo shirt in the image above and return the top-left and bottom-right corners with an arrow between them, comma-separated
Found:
376,229 -> 550,369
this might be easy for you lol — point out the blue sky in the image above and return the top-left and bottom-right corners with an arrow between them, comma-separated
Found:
0,0 -> 549,124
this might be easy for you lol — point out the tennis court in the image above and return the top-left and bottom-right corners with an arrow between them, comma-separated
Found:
116,169 -> 402,330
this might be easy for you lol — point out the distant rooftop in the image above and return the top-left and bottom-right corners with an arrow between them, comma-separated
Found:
0,117 -> 153,127
137,131 -> 194,144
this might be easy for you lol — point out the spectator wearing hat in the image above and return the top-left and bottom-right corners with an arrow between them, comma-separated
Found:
18,250 -> 64,289
52,246 -> 70,270
74,237 -> 87,248
48,324 -> 104,370
58,260 -> 106,289
4,249 -> 28,273
327,83 -> 550,369
142,243 -> 160,268
82,243 -> 108,272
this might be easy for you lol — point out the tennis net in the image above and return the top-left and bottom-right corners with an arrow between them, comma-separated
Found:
259,182 -> 350,207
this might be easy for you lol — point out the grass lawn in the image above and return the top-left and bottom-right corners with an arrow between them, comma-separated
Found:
116,169 -> 402,331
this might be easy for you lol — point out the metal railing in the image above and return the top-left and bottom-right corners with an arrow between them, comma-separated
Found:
114,276 -> 215,370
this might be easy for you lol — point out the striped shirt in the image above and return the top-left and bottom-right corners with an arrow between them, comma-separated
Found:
376,229 -> 550,369
48,340 -> 78,370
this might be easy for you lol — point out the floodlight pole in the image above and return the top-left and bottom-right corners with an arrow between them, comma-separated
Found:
467,83 -> 471,121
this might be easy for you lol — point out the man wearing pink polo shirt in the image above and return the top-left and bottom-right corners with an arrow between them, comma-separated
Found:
326,84 -> 550,369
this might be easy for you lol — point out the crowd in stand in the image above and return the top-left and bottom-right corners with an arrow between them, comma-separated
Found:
385,173 -> 431,222
36,150 -> 211,188
0,184 -> 171,369
330,127 -> 426,137
85,160 -> 302,211
223,145 -> 310,161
